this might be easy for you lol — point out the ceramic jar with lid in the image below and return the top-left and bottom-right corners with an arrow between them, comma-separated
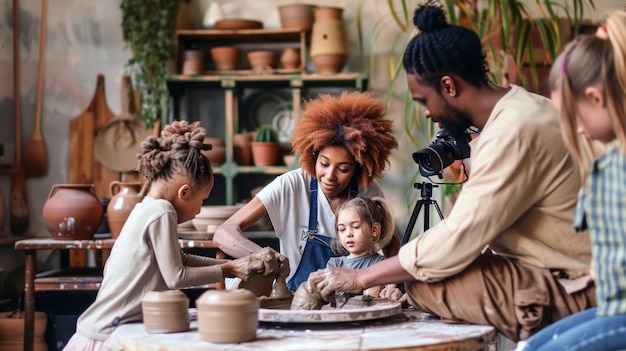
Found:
141,290 -> 190,333
196,289 -> 259,343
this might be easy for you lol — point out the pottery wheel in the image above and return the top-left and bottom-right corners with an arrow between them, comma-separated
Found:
258,296 -> 401,323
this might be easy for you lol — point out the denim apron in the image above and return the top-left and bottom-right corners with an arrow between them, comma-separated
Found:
287,177 -> 357,291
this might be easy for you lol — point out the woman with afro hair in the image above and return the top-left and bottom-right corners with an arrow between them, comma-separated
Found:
214,91 -> 398,292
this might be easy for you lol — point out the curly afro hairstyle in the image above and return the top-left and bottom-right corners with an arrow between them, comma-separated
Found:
291,91 -> 398,189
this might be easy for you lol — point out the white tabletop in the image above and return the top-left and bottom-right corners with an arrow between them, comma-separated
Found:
113,308 -> 496,351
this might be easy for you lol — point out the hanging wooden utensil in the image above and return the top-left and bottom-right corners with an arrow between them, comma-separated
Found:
24,0 -> 48,177
11,0 -> 29,235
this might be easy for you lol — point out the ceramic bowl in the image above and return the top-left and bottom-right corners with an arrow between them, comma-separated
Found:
191,217 -> 226,232
214,19 -> 263,30
247,50 -> 279,69
196,205 -> 240,219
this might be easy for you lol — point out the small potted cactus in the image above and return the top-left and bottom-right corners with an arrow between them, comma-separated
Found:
250,125 -> 280,166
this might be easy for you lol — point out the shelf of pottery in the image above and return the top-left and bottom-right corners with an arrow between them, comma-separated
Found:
166,4 -> 368,206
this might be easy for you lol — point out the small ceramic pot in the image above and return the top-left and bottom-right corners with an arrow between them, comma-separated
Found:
247,50 -> 279,69
182,50 -> 204,75
281,47 -> 301,69
210,47 -> 240,71
278,4 -> 315,30
196,289 -> 259,343
142,290 -> 189,333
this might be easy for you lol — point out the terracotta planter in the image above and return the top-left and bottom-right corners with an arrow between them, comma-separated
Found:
196,289 -> 259,343
210,47 -> 240,71
107,181 -> 146,239
250,142 -> 280,166
247,50 -> 279,70
42,184 -> 103,241
278,4 -> 315,30
0,311 -> 47,351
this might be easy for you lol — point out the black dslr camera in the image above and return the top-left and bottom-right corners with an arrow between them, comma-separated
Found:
412,128 -> 471,177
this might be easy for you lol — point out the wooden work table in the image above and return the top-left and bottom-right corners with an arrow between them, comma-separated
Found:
113,308 -> 497,350
14,236 -> 225,351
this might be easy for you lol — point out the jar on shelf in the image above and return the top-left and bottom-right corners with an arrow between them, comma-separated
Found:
42,184 -> 103,240
107,181 -> 146,239
310,6 -> 348,74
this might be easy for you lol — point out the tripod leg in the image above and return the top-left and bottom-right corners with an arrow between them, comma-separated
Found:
423,204 -> 430,233
402,201 -> 423,246
432,200 -> 445,220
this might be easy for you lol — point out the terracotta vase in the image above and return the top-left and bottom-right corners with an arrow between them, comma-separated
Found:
310,6 -> 348,74
0,311 -> 47,351
250,142 -> 280,166
196,289 -> 259,343
281,47 -> 301,69
142,290 -> 189,333
42,184 -> 104,241
107,181 -> 146,239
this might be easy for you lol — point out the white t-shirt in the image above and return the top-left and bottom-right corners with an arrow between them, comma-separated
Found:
256,168 -> 384,281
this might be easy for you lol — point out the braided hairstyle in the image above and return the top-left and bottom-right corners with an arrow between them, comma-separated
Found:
402,0 -> 489,88
331,196 -> 396,256
291,91 -> 398,189
136,121 -> 213,187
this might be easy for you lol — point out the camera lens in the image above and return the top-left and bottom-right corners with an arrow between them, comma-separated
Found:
413,144 -> 456,177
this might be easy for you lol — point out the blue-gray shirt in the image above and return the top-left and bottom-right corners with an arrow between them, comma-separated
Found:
327,254 -> 385,269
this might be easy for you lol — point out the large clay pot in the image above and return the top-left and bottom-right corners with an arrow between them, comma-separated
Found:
42,184 -> 103,241
310,6 -> 348,74
196,289 -> 259,343
277,3 -> 315,30
0,311 -> 47,351
107,181 -> 146,239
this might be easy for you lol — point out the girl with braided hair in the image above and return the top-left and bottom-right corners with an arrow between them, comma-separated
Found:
214,91 -> 399,292
308,0 -> 594,343
65,121 -> 284,351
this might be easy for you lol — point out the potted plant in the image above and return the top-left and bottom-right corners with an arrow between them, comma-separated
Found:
250,125 -> 280,166
120,0 -> 191,129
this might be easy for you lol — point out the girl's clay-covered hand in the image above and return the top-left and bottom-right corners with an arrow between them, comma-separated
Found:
308,267 -> 364,300
222,247 -> 287,281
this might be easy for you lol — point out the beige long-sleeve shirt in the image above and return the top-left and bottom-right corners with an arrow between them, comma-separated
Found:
77,197 -> 228,341
399,86 -> 591,288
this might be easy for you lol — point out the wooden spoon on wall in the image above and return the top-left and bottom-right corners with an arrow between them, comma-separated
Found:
23,0 -> 48,177
11,0 -> 29,235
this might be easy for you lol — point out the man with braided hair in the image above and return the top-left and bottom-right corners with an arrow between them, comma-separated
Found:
214,91 -> 399,292
308,1 -> 595,342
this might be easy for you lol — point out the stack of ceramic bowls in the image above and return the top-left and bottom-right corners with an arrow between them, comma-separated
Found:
192,205 -> 240,234
142,290 -> 189,333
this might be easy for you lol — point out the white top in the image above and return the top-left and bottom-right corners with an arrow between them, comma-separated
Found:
256,168 -> 384,281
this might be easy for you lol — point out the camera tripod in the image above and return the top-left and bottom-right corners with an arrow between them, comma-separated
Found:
401,182 -> 445,246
